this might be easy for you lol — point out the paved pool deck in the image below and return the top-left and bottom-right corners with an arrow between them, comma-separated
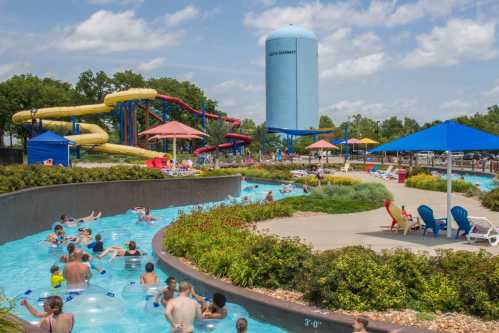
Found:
257,171 -> 499,255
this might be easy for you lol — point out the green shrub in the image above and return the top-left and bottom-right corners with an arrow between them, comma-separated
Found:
282,182 -> 392,214
294,175 -> 360,186
164,201 -> 499,319
481,187 -> 499,211
406,174 -> 477,193
0,165 -> 164,193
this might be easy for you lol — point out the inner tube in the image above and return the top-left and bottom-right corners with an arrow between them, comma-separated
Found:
107,255 -> 154,272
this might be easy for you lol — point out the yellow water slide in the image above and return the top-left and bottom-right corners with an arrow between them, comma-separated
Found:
12,88 -> 165,159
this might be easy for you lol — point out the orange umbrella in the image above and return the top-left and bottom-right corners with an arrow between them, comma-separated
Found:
139,121 -> 207,170
306,140 -> 338,168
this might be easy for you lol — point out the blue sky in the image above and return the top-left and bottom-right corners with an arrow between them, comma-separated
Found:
1,0 -> 499,125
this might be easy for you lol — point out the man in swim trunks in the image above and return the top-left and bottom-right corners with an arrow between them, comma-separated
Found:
165,281 -> 202,333
156,276 -> 177,307
138,208 -> 157,224
63,251 -> 90,290
97,240 -> 143,261
191,289 -> 228,319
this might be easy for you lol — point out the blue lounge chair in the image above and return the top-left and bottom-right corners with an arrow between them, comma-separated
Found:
417,205 -> 448,237
450,206 -> 473,239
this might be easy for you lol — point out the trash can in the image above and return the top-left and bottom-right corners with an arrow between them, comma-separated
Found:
398,169 -> 407,183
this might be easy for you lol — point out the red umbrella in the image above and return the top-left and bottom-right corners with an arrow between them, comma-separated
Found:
139,121 -> 207,170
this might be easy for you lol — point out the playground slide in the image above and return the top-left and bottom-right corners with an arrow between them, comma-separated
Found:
155,95 -> 252,155
12,89 -> 165,159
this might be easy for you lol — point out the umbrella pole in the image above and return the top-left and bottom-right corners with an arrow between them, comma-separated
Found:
320,148 -> 323,170
173,136 -> 177,171
446,150 -> 453,238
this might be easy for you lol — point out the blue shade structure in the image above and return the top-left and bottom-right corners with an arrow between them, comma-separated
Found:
27,131 -> 74,167
369,120 -> 499,238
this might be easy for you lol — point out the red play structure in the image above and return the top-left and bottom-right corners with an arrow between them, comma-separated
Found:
154,95 -> 252,156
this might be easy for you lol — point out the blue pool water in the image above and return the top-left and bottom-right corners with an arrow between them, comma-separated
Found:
0,181 -> 303,333
443,174 -> 497,192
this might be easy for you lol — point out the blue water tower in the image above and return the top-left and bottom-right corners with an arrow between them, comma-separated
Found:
265,25 -> 318,130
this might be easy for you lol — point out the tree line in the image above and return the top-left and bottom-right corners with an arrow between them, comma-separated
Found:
1,70 -> 497,155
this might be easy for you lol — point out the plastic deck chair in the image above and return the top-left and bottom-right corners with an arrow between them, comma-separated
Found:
450,206 -> 473,239
417,205 -> 448,237
384,200 -> 420,234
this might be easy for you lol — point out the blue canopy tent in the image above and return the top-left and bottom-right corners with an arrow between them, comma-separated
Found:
28,131 -> 73,167
370,120 -> 499,238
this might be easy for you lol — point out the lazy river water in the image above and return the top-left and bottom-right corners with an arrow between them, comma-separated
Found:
0,181 -> 304,333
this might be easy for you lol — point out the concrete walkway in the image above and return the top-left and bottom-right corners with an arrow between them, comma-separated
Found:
257,171 -> 499,255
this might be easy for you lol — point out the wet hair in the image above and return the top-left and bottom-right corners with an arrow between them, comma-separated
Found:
355,316 -> 369,328
81,253 -> 90,262
236,318 -> 248,332
145,262 -> 154,272
48,296 -> 64,316
145,208 -> 151,214
67,243 -> 75,254
212,293 -> 226,308
95,234 -> 102,241
50,265 -> 60,274
128,241 -> 136,250
60,215 -> 67,221
179,281 -> 190,292
54,224 -> 63,232
86,228 -> 92,235
166,276 -> 176,284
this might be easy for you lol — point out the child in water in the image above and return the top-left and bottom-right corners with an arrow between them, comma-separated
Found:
140,262 -> 159,285
50,265 -> 64,288
81,253 -> 106,275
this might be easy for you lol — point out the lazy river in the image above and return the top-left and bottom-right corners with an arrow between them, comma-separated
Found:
0,181 -> 304,333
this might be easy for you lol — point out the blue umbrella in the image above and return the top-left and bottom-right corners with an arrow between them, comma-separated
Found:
370,120 -> 499,238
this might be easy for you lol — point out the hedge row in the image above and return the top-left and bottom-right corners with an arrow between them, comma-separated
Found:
481,187 -> 499,211
405,174 -> 477,193
0,165 -> 164,193
164,203 -> 499,319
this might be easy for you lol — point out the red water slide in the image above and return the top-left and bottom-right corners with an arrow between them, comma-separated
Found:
155,95 -> 252,156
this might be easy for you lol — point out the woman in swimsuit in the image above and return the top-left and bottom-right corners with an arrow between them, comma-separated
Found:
42,296 -> 74,333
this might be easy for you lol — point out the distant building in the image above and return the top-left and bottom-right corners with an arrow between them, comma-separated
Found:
265,25 -> 318,130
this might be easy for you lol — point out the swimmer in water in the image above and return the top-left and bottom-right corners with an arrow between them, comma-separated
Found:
265,190 -> 274,203
60,211 -> 102,226
242,196 -> 251,204
165,282 -> 202,333
243,184 -> 259,191
81,253 -> 105,275
131,207 -> 146,214
156,276 -> 177,307
137,208 -> 158,225
50,264 -> 64,288
236,318 -> 248,333
47,224 -> 64,244
97,240 -> 143,262
141,262 -> 159,285
191,289 -> 228,319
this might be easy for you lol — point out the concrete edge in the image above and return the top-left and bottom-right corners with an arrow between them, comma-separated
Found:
152,225 -> 442,333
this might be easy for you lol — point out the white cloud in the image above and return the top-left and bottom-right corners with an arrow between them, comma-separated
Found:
138,57 -> 164,71
483,80 -> 499,96
59,10 -> 182,53
319,29 -> 385,80
401,19 -> 498,67
87,0 -> 144,5
210,80 -> 264,94
321,53 -> 385,79
164,5 -> 200,27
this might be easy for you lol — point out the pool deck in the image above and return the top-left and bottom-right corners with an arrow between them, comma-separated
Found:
257,171 -> 499,255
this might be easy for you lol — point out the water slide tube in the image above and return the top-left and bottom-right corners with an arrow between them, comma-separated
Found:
12,89 -> 164,159
154,95 -> 252,156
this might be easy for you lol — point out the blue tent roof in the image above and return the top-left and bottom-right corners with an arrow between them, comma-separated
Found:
332,139 -> 346,145
370,120 -> 499,153
267,127 -> 335,136
30,131 -> 72,144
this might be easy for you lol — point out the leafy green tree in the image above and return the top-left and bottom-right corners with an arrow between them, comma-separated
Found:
206,118 -> 230,165
381,117 -> 404,142
112,70 -> 145,90
319,115 -> 335,128
74,70 -> 113,104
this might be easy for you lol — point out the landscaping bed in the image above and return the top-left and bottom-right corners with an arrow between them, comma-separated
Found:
163,188 -> 499,326
406,173 -> 478,193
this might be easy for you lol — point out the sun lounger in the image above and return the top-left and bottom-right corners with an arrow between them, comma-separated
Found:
290,170 -> 309,178
417,205 -> 448,237
384,200 -> 420,235
341,162 -> 350,174
375,165 -> 393,178
466,216 -> 498,246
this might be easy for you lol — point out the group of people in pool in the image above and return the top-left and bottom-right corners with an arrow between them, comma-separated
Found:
137,266 -> 248,333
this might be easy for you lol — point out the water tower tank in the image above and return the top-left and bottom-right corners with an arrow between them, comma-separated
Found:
265,25 -> 318,130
